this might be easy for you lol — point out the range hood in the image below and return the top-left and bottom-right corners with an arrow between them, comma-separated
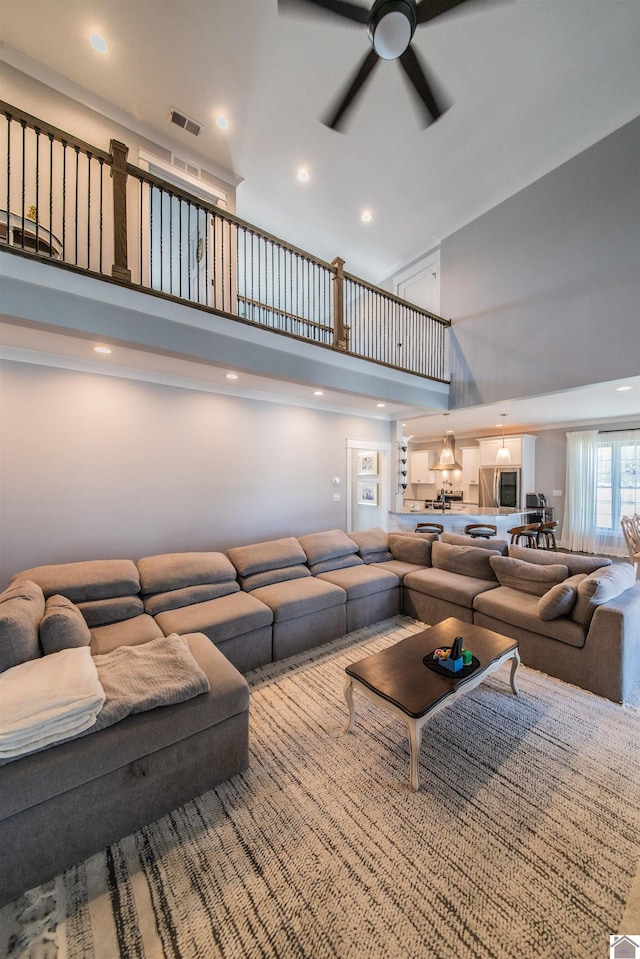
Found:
431,433 -> 462,472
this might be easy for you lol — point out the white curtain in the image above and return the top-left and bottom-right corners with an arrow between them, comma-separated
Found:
561,430 -> 598,553
595,429 -> 640,557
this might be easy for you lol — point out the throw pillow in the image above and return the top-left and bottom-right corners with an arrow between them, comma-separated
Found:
40,594 -> 92,654
0,579 -> 44,672
571,563 -> 637,627
490,556 -> 569,596
537,574 -> 586,621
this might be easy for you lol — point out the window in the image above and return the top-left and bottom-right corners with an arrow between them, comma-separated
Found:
596,431 -> 640,549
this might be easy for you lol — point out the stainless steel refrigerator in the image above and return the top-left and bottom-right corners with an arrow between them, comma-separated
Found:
479,468 -> 521,509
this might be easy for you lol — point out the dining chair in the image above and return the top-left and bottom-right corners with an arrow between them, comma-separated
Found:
536,521 -> 558,550
507,522 -> 541,547
621,515 -> 640,578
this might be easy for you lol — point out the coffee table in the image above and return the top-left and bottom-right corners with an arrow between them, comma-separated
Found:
343,617 -> 520,790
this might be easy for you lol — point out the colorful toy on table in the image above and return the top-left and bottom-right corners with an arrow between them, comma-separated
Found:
434,635 -> 466,673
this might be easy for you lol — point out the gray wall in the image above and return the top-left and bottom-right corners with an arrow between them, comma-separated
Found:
441,116 -> 640,409
0,361 -> 389,587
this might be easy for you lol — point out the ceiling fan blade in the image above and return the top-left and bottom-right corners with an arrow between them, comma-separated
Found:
415,0 -> 502,24
399,44 -> 448,124
323,48 -> 380,131
278,0 -> 370,24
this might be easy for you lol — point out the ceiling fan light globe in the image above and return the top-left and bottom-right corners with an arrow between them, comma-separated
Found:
371,10 -> 413,59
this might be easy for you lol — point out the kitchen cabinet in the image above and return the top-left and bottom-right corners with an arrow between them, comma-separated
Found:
409,449 -> 436,484
462,447 -> 480,485
479,437 -> 523,467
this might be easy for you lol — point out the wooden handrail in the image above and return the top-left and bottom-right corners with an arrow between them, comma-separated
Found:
344,270 -> 450,326
0,100 -> 112,162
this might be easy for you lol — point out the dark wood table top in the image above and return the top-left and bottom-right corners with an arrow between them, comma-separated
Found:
345,617 -> 518,719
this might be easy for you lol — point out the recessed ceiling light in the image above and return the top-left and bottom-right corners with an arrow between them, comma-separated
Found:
225,372 -> 238,380
313,390 -> 324,396
376,402 -> 386,408
89,33 -> 108,54
215,115 -> 229,130
297,168 -> 310,183
93,345 -> 111,354
361,211 -> 373,223
616,385 -> 633,391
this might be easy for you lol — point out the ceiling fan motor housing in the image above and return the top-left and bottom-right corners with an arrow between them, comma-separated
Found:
368,0 -> 417,60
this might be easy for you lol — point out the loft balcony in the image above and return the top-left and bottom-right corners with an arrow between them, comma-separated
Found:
0,101 -> 450,415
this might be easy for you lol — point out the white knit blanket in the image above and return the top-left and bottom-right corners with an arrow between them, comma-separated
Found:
0,647 -> 105,759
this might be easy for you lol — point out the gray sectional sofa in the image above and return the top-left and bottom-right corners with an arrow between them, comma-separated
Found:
1,526 -> 639,905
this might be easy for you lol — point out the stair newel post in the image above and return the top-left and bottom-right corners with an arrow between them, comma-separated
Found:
109,139 -> 131,282
331,255 -> 348,350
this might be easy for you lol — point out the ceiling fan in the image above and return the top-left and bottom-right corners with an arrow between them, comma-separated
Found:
279,0 -> 486,131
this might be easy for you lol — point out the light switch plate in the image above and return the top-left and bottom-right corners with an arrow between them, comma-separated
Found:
552,490 -> 563,497
333,493 -> 341,502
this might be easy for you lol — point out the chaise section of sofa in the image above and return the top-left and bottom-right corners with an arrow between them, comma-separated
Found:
137,552 -> 273,672
228,537 -> 346,660
13,559 -> 162,654
298,529 -> 400,632
0,632 -> 249,907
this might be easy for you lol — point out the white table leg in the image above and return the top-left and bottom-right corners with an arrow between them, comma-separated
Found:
510,648 -> 521,696
406,719 -> 422,792
343,676 -> 356,734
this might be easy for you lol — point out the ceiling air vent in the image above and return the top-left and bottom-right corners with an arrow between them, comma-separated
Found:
170,109 -> 202,137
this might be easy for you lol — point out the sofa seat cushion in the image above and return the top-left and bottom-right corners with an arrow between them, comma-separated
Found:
316,565 -> 399,600
489,556 -> 569,596
90,615 -> 163,655
298,529 -> 362,574
404,568 -> 498,610
432,541 -> 500,581
251,577 -> 345,623
0,633 -> 248,822
508,545 -> 613,575
372,560 -> 426,582
347,528 -> 393,564
473,586 -> 587,648
388,534 -> 433,567
137,552 -> 237,594
154,592 -> 273,643
0,580 -> 44,672
14,560 -> 140,602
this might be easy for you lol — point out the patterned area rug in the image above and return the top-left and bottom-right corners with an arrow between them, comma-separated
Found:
2,615 -> 640,959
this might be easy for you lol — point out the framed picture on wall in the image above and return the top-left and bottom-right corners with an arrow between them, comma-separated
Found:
357,482 -> 378,506
357,451 -> 378,475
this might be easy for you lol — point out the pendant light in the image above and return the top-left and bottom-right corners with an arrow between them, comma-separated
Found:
496,414 -> 511,465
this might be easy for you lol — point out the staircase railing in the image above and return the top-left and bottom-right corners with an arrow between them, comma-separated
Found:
0,100 -> 450,382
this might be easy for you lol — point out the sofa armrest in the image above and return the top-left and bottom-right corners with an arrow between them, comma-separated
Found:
585,582 -> 640,703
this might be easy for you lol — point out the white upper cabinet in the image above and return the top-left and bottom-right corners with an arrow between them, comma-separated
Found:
409,449 -> 437,484
462,447 -> 480,484
479,437 -> 524,467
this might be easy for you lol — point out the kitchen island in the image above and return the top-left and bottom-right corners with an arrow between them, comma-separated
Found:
389,508 -> 550,537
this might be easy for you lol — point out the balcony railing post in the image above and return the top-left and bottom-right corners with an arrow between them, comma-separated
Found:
331,256 -> 347,350
109,139 -> 131,282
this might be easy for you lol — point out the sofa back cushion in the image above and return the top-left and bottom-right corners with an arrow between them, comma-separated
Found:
137,552 -> 240,612
508,545 -> 613,576
490,556 -> 569,596
298,529 -> 363,575
571,563 -> 637,627
39,595 -> 92,654
228,537 -> 311,591
537,574 -> 586,621
76,596 -> 144,627
388,534 -> 433,567
348,528 -> 393,564
0,580 -> 44,672
442,532 -> 509,554
432,541 -> 501,581
13,560 -> 140,603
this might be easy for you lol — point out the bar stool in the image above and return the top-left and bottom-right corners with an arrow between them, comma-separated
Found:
414,522 -> 444,536
464,523 -> 497,539
537,521 -> 558,550
507,522 -> 541,547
